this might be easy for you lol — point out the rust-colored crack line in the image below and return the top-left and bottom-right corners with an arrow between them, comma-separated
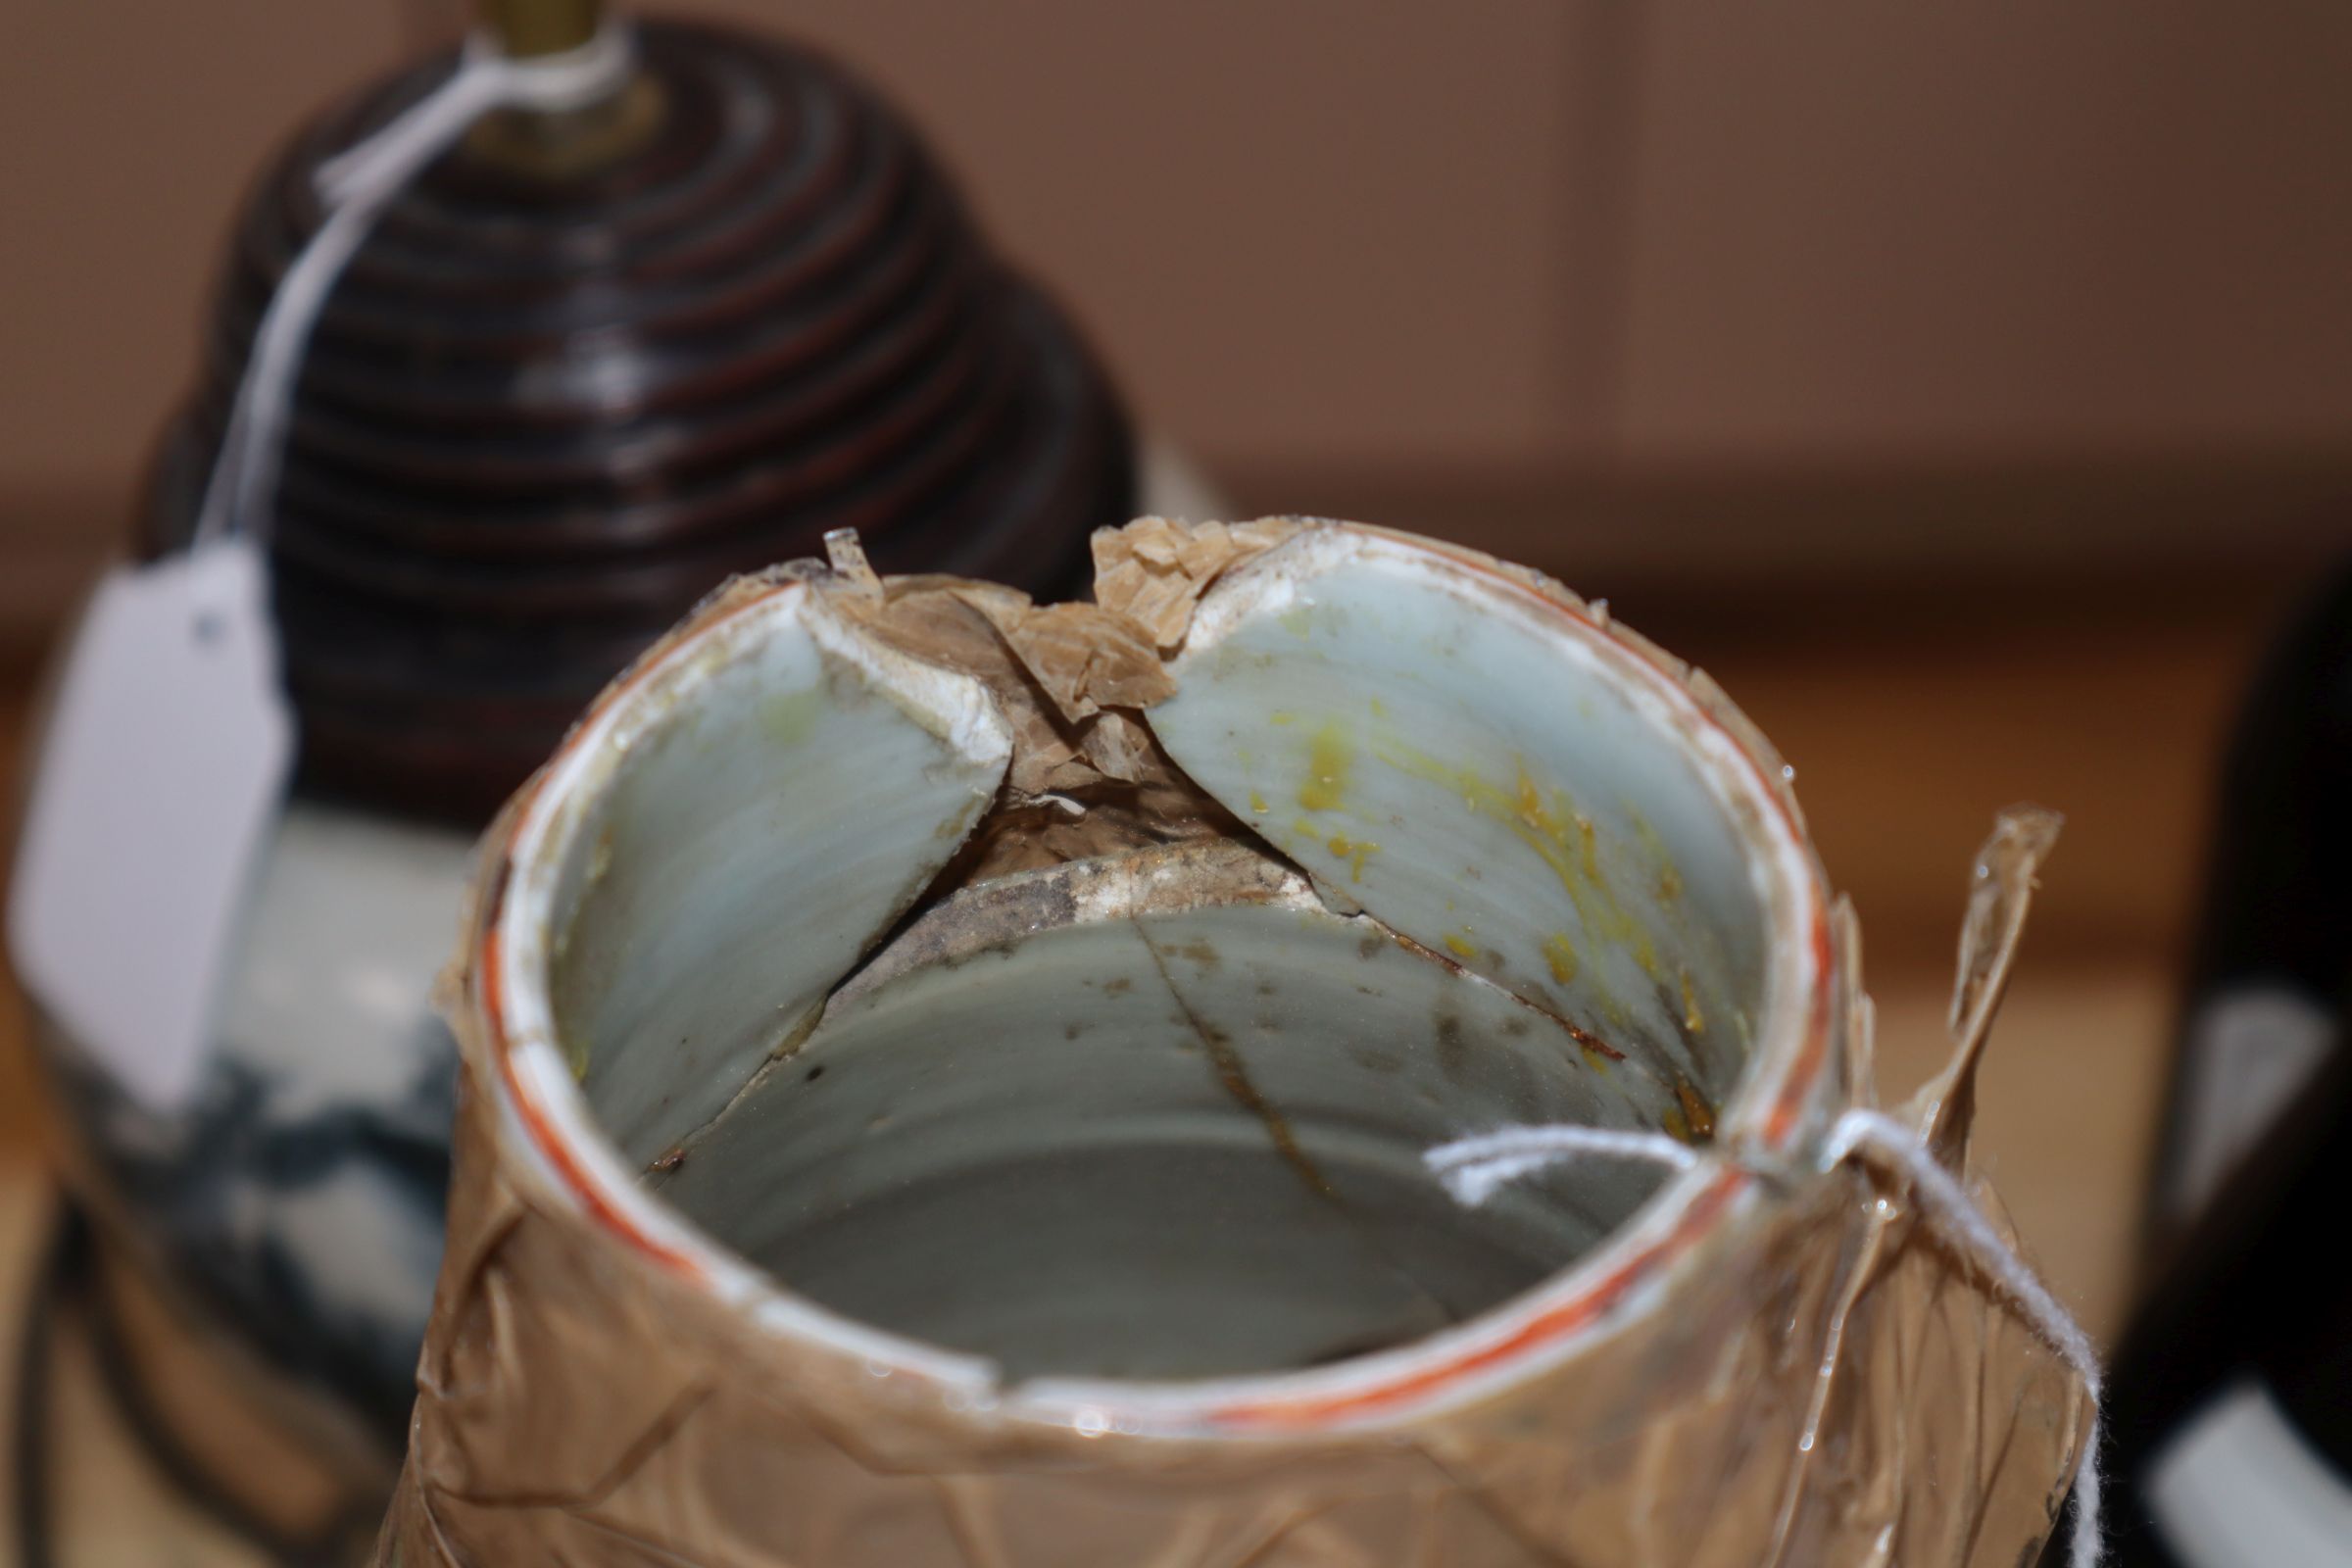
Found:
1135,921 -> 1335,1200
1131,919 -> 1464,1342
1380,924 -> 1629,1061
1369,921 -> 1692,1111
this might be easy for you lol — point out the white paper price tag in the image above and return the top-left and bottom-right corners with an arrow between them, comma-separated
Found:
7,539 -> 292,1112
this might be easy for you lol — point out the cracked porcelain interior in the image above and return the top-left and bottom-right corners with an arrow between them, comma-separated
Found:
518,526 -> 1823,1392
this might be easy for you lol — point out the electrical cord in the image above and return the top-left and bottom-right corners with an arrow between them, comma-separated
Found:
11,1203 -> 376,1568
9,1205 -> 65,1568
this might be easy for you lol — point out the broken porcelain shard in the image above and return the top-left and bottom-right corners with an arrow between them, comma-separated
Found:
380,519 -> 2089,1567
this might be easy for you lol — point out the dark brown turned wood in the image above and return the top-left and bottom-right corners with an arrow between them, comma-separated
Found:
141,19 -> 1135,820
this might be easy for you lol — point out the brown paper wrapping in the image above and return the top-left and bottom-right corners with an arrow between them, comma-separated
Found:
821,539 -> 1247,882
377,521 -> 2089,1568
1090,515 -> 1299,652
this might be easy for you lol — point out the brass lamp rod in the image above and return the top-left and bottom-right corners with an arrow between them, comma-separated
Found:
463,0 -> 656,175
478,0 -> 606,57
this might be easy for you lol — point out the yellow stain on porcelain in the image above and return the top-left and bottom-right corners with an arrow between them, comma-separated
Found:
1298,719 -> 1352,812
1267,714 -> 1716,1055
1543,931 -> 1580,985
760,685 -> 824,747
1663,1072 -> 1718,1144
1363,730 -> 1673,1001
1326,833 -> 1380,882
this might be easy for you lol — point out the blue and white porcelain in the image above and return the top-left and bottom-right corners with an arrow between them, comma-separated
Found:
39,800 -> 474,1453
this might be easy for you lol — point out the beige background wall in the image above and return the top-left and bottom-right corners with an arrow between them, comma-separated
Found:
5,0 -> 2343,963
6,2 -> 2352,509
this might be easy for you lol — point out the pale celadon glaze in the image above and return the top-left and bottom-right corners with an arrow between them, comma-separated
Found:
526,529 -> 1818,1390
544,590 -> 1013,1165
653,848 -> 1682,1381
1154,528 -> 1779,1109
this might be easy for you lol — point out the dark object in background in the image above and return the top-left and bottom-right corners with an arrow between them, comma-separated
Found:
2057,563 -> 2352,1564
24,2 -> 1137,1537
141,16 -> 1133,821
2141,563 -> 2352,1258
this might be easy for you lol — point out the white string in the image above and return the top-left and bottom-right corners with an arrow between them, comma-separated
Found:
1424,1108 -> 2105,1567
1827,1109 -> 2105,1568
1425,1124 -> 1701,1204
188,24 -> 636,550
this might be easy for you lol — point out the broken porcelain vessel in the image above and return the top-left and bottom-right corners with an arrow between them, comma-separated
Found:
537,521 -> 1796,1380
380,519 -> 2087,1568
